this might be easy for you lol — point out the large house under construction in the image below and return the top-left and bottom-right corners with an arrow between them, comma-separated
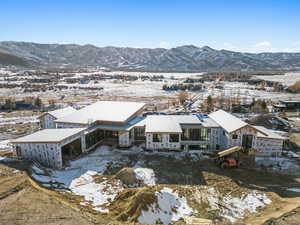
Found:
12,101 -> 287,168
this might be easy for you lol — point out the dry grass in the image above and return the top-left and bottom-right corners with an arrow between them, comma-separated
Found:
288,81 -> 300,93
108,187 -> 158,222
115,167 -> 139,186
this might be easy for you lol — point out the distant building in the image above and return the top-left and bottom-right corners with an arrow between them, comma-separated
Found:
12,101 -> 287,168
273,100 -> 300,112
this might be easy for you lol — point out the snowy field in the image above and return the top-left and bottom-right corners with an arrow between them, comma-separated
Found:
256,72 -> 300,86
58,79 -> 177,97
1,69 -> 300,101
0,140 -> 12,152
0,116 -> 38,125
64,70 -> 204,79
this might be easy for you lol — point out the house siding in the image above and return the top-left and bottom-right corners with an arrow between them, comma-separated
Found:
119,131 -> 130,147
14,132 -> 85,168
14,143 -> 62,168
254,138 -> 283,156
228,126 -> 258,148
146,133 -> 181,150
40,114 -> 56,129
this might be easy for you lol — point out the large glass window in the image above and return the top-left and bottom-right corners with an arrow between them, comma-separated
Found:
134,127 -> 145,140
182,128 -> 210,141
85,129 -> 105,149
189,128 -> 201,141
200,128 -> 210,141
169,134 -> 179,142
182,128 -> 188,140
153,134 -> 163,142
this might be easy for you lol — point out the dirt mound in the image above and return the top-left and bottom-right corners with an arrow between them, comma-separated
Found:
108,187 -> 157,222
262,206 -> 300,225
115,167 -> 139,186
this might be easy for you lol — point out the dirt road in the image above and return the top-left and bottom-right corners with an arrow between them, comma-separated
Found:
242,194 -> 300,225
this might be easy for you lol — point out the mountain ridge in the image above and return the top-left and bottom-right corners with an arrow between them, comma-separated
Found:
0,41 -> 300,71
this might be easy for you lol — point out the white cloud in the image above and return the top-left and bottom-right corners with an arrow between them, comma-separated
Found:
158,41 -> 171,49
254,41 -> 272,48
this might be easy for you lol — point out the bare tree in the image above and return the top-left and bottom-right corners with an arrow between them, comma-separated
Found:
177,91 -> 189,106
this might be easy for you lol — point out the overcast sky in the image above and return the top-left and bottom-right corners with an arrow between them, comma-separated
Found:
1,0 -> 300,52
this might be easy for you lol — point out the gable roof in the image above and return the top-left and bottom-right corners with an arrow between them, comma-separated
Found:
209,110 -> 248,133
39,106 -> 77,119
253,126 -> 288,140
56,101 -> 146,124
11,128 -> 85,143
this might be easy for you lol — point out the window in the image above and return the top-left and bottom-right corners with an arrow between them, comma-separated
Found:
134,127 -> 145,140
188,144 -> 209,150
16,146 -> 22,157
232,134 -> 238,139
153,134 -> 162,142
200,128 -> 209,141
189,128 -> 201,141
182,128 -> 188,140
169,134 -> 179,142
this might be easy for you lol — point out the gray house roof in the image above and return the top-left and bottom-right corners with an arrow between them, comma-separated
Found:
11,128 -> 85,143
39,106 -> 77,119
145,116 -> 182,133
56,101 -> 146,125
254,126 -> 287,140
209,110 -> 248,133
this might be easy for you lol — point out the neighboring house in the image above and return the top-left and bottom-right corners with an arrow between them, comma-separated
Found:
273,100 -> 300,112
12,101 -> 288,168
38,106 -> 77,128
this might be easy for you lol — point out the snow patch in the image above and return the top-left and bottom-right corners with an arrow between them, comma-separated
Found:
134,168 -> 156,186
221,191 -> 272,222
138,187 -> 195,225
0,140 -> 12,152
70,171 -> 123,212
287,188 -> 300,193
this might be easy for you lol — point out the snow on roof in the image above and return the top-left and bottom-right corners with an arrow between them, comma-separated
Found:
56,101 -> 146,124
209,110 -> 247,133
144,114 -> 219,133
12,128 -> 85,143
145,116 -> 182,133
199,117 -> 220,127
253,126 -> 287,140
169,115 -> 202,124
46,106 -> 77,119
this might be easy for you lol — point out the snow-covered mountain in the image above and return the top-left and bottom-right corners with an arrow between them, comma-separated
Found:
1,41 -> 300,71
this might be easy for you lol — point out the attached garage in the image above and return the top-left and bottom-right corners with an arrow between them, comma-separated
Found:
11,128 -> 86,168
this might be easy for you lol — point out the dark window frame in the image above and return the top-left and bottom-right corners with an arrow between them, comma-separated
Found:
153,134 -> 162,142
232,134 -> 238,139
169,134 -> 179,142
